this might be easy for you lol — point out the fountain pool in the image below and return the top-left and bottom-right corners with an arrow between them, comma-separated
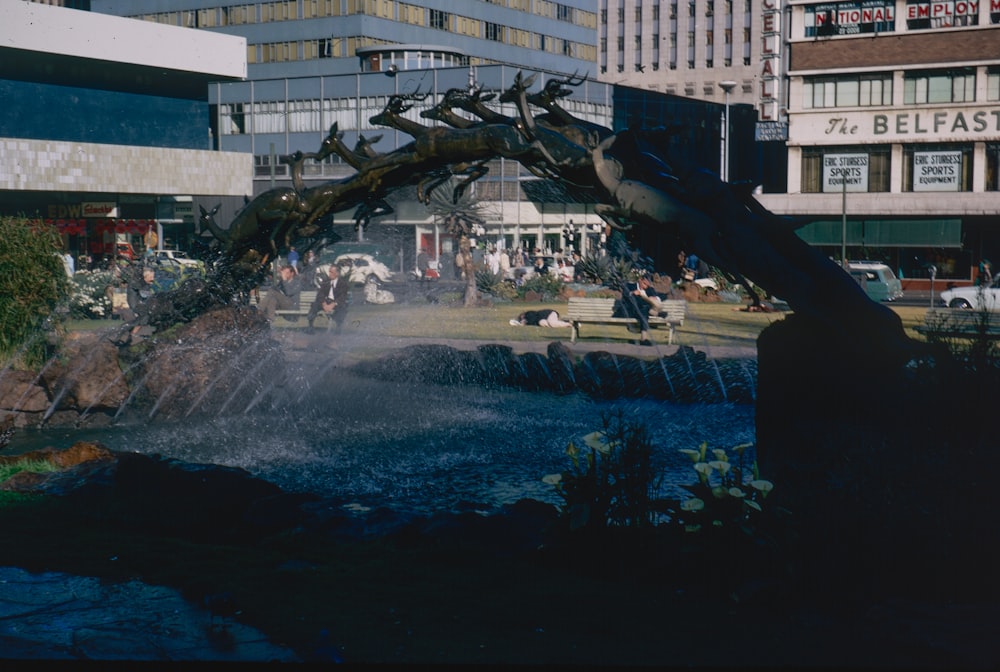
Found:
7,371 -> 755,516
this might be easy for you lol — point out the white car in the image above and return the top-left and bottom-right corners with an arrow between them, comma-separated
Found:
315,253 -> 393,286
153,250 -> 202,268
940,276 -> 1000,310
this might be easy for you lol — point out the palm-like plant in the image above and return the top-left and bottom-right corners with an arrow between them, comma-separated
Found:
426,179 -> 491,307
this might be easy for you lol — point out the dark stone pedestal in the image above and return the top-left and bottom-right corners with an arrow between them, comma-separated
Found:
755,314 -> 998,601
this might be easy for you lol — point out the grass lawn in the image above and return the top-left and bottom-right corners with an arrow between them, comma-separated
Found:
68,299 -> 935,351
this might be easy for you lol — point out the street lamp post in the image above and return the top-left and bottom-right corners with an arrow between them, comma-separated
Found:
718,81 -> 737,183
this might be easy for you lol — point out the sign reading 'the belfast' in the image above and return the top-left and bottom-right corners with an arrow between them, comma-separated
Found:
791,106 -> 1000,143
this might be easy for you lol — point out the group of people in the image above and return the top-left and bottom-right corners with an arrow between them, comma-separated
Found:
259,262 -> 349,334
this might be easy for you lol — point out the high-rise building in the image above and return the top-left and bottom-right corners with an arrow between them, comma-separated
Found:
87,1 -> 622,262
597,0 -> 780,121
91,1 -> 600,79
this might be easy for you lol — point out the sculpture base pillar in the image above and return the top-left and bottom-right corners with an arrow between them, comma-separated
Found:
755,314 -> 998,601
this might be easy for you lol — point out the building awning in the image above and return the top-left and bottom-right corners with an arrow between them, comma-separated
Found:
796,219 -> 963,248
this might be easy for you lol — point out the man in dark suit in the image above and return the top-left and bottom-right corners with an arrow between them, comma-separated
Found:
614,275 -> 660,346
308,264 -> 350,333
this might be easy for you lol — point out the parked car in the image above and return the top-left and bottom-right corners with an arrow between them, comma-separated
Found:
153,249 -> 202,268
939,275 -> 1000,310
314,253 -> 393,286
114,242 -> 138,260
848,261 -> 903,302
148,257 -> 205,289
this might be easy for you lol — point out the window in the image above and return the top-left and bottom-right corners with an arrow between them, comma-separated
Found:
485,22 -> 504,42
987,144 -> 1000,191
800,147 -> 891,193
804,74 -> 893,108
429,8 -> 449,30
987,68 -> 1000,101
905,0 -> 980,29
904,69 -> 976,104
220,103 -> 246,135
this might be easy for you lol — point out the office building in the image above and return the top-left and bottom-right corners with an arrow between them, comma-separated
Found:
756,0 -> 1000,284
598,0 -> 781,120
0,2 -> 247,262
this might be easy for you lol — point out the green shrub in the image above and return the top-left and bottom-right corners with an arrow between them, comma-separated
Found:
475,268 -> 516,301
0,216 -> 69,367
517,272 -> 565,301
573,253 -> 619,285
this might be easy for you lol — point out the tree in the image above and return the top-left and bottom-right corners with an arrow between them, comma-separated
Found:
426,180 -> 490,308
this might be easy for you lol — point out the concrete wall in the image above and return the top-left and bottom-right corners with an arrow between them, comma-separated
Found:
1,138 -> 252,197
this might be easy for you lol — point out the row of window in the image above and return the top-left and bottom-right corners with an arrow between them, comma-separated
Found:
136,0 -> 597,30
138,5 -> 596,64
250,34 -> 595,65
804,69 -> 1000,109
800,144 -> 1000,192
603,26 -> 750,52
220,95 -> 608,136
803,0 -> 1000,37
600,0 -> 753,25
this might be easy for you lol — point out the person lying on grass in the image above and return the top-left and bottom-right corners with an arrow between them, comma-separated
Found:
509,309 -> 572,328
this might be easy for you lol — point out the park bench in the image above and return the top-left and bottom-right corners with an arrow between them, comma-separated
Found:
916,308 -> 1000,341
271,290 -> 335,329
565,296 -> 686,344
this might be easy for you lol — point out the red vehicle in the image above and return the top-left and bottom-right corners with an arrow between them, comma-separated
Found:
113,242 -> 137,260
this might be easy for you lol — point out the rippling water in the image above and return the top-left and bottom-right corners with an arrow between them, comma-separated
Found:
9,373 -> 755,516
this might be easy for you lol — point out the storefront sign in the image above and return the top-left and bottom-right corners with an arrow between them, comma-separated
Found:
912,151 -> 962,191
823,153 -> 870,192
46,202 -> 118,219
906,0 -> 980,20
82,202 -> 118,218
755,121 -> 789,141
759,0 -> 782,121
806,0 -> 897,35
791,106 -> 1000,144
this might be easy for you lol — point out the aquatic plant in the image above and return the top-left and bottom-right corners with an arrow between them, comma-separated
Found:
665,442 -> 774,536
543,410 -> 662,532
